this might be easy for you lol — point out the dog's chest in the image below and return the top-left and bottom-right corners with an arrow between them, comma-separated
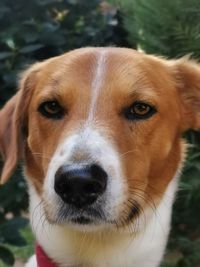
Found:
37,218 -> 169,267
58,231 -> 166,267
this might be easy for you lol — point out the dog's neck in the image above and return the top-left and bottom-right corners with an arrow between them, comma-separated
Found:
29,177 -> 178,267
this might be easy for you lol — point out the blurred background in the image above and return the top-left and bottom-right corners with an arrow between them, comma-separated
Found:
0,0 -> 200,266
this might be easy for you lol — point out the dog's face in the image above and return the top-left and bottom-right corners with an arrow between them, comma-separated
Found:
0,48 -> 200,230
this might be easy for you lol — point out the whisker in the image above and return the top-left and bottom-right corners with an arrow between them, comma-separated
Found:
31,152 -> 52,160
118,150 -> 136,158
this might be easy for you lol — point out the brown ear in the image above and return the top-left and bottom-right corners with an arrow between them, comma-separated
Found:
0,94 -> 21,184
0,65 -> 39,184
171,58 -> 200,131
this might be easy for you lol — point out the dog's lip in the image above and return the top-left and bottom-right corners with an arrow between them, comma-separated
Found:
71,216 -> 93,224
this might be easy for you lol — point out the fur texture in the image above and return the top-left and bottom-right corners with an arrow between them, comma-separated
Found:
0,48 -> 200,267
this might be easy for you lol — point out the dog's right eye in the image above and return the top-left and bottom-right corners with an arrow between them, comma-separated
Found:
38,101 -> 65,119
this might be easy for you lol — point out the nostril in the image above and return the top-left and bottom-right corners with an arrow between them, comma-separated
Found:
84,182 -> 96,195
84,180 -> 103,195
54,169 -> 72,196
90,164 -> 108,179
55,180 -> 66,192
90,164 -> 107,191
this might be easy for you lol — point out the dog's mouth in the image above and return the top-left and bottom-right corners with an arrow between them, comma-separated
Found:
56,204 -> 106,226
71,216 -> 93,225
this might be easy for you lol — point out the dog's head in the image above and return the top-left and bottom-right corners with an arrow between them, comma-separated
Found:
0,48 -> 200,230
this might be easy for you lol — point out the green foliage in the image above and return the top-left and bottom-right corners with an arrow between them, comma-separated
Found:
9,226 -> 34,262
0,247 -> 14,266
162,137 -> 200,267
0,167 -> 28,265
0,0 -> 128,106
109,0 -> 200,58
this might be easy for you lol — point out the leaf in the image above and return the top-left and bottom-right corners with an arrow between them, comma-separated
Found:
20,44 -> 44,54
0,6 -> 11,19
0,218 -> 28,246
5,38 -> 15,50
0,246 -> 14,265
0,52 -> 13,60
40,22 -> 59,32
68,0 -> 78,4
0,217 -> 28,231
5,235 -> 27,247
37,0 -> 57,6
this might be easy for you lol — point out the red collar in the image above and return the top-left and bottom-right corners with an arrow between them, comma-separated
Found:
36,245 -> 58,267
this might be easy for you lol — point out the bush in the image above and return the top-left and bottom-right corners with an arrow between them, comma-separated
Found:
109,0 -> 200,58
0,0 -> 129,107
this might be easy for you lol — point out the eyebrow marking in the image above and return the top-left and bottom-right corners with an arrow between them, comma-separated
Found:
87,51 -> 107,122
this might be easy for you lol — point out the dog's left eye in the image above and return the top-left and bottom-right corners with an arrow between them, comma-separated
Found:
124,102 -> 156,120
38,101 -> 64,119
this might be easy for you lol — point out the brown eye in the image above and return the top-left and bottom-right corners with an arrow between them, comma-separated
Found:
124,102 -> 156,121
132,103 -> 151,115
38,101 -> 64,119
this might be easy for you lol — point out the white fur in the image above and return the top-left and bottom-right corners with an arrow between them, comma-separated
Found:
28,176 -> 178,267
43,126 -> 127,227
87,50 -> 107,122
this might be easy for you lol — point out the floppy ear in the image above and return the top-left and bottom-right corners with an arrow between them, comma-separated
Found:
0,66 -> 39,184
0,93 -> 22,184
171,59 -> 200,131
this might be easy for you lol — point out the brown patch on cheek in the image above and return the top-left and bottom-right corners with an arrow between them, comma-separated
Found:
129,125 -> 134,132
122,145 -> 150,214
24,115 -> 66,194
147,139 -> 182,199
144,107 -> 182,202
109,126 -> 150,224
125,131 -> 182,221
114,135 -> 183,225
24,99 -> 88,195
24,146 -> 44,194
103,103 -> 182,224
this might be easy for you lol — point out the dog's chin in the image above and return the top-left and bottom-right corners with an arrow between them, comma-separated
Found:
44,204 -> 110,231
52,215 -> 111,232
69,216 -> 108,231
71,216 -> 96,225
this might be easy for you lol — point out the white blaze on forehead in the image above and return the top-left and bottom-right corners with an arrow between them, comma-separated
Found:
87,51 -> 107,122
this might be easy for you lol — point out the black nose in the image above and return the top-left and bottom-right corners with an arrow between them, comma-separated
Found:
54,164 -> 107,208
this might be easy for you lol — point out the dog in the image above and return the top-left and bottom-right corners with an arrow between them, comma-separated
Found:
0,47 -> 199,267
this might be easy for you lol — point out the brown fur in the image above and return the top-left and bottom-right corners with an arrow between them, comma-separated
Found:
0,48 -> 200,225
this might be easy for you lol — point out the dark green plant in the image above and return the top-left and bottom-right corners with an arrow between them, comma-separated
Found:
109,0 -> 200,58
0,167 -> 28,265
0,0 -> 129,106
